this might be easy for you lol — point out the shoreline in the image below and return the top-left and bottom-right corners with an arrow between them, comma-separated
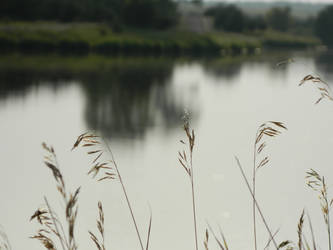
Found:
0,22 -> 320,56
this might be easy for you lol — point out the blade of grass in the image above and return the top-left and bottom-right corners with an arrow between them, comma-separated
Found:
103,138 -> 144,250
235,156 -> 278,249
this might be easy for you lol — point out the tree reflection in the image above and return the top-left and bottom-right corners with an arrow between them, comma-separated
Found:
79,58 -> 189,138
315,50 -> 333,79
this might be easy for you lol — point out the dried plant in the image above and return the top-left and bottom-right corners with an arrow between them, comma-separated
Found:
72,132 -> 145,250
206,223 -> 228,250
0,226 -> 11,250
178,115 -> 198,250
30,143 -> 80,250
252,121 -> 287,249
297,209 -> 305,250
299,75 -> 333,104
277,240 -> 293,249
264,228 -> 280,250
71,133 -> 115,182
306,169 -> 332,250
89,202 -> 106,250
145,208 -> 152,250
235,156 -> 278,249
203,229 -> 209,250
306,211 -> 317,250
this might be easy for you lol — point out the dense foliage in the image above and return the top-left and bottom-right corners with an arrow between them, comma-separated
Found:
204,4 -> 267,32
315,5 -> 333,46
266,7 -> 291,32
0,0 -> 178,30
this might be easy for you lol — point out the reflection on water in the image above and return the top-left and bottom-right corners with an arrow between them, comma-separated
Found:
0,53 -> 299,140
0,55 -> 270,138
315,50 -> 333,79
81,60 -> 184,138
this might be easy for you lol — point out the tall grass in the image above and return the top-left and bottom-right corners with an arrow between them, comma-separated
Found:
252,121 -> 287,249
71,133 -> 146,250
30,143 -> 80,250
178,116 -> 198,250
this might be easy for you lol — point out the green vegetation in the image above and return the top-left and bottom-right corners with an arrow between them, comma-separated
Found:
0,22 -> 320,55
266,7 -> 291,32
0,22 -> 221,55
1,0 -> 178,30
0,1 -> 332,53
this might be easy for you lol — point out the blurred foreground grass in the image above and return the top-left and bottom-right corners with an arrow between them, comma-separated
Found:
0,22 -> 321,55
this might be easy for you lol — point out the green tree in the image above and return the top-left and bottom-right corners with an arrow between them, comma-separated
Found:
266,7 -> 291,32
122,0 -> 178,29
315,5 -> 333,46
205,4 -> 245,32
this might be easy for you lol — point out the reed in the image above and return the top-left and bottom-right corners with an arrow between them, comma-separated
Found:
206,222 -> 228,250
178,117 -> 198,250
30,143 -> 80,250
89,201 -> 106,250
71,133 -> 146,250
252,121 -> 287,249
306,169 -> 332,250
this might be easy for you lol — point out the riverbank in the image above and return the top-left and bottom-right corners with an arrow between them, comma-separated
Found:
0,22 -> 320,55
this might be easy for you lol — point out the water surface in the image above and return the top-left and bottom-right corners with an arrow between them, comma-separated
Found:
1,51 -> 333,249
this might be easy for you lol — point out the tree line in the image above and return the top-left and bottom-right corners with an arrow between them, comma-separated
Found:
1,0 -> 179,30
205,5 -> 305,33
205,4 -> 333,46
1,0 -> 333,46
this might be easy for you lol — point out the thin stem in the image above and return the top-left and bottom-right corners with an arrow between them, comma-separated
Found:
190,144 -> 198,250
328,216 -> 331,250
253,139 -> 258,250
44,197 -> 68,250
235,156 -> 278,250
306,211 -> 317,250
104,139 -> 144,250
326,197 -> 331,250
191,169 -> 198,250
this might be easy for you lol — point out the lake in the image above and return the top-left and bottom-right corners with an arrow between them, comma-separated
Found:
1,50 -> 333,250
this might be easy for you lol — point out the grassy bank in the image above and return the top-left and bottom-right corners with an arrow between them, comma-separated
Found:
0,22 -> 320,55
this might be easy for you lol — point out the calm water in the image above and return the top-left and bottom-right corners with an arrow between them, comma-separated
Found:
1,50 -> 333,250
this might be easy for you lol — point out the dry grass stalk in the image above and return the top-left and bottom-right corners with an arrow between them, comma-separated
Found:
30,143 -> 80,250
235,156 -> 278,249
178,115 -> 198,250
145,209 -> 152,250
299,75 -> 333,104
253,121 -> 287,250
0,227 -> 12,250
72,133 -> 115,182
306,211 -> 317,250
203,229 -> 209,250
72,133 -> 145,250
306,169 -> 332,250
89,201 -> 106,250
264,228 -> 280,250
277,240 -> 293,249
206,223 -> 228,250
297,210 -> 305,250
